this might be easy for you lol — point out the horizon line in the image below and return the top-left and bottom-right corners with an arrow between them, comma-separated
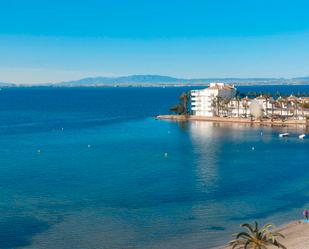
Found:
1,74 -> 309,86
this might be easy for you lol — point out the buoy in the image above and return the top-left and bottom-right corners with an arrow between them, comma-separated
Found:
164,152 -> 168,157
252,147 -> 255,151
37,149 -> 41,154
61,128 -> 64,131
87,144 -> 91,148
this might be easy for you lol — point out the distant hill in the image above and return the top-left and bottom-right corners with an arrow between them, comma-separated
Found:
56,75 -> 185,86
1,75 -> 309,87
54,74 -> 309,87
0,82 -> 16,87
293,76 -> 309,81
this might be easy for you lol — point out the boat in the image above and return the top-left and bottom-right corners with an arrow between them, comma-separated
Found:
279,133 -> 289,137
299,134 -> 306,139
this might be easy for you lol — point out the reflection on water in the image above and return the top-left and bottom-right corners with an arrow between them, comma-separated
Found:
190,122 -> 220,194
1,86 -> 309,249
186,120 -> 309,248
2,118 -> 306,249
2,116 -> 309,249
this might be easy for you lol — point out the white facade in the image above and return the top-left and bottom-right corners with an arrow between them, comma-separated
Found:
191,83 -> 236,117
228,97 -> 251,117
191,85 -> 309,119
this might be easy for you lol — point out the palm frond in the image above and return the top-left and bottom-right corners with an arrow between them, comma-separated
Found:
270,232 -> 285,239
254,221 -> 258,231
244,240 -> 251,249
229,221 -> 286,249
261,223 -> 273,232
241,223 -> 254,233
236,232 -> 252,240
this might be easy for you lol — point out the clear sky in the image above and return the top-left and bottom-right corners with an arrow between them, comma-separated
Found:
1,0 -> 309,83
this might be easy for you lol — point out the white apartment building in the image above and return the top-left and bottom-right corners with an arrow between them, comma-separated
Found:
229,97 -> 251,117
191,83 -> 236,117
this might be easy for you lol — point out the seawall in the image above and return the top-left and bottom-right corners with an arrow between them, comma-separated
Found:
156,115 -> 308,127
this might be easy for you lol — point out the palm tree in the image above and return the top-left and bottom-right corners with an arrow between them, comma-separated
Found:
286,95 -> 300,118
179,92 -> 189,114
277,97 -> 286,119
286,99 -> 292,117
236,96 -> 241,118
211,98 -> 218,115
223,99 -> 231,117
170,104 -> 184,115
170,92 -> 189,115
229,221 -> 286,249
300,101 -> 305,118
242,98 -> 249,118
263,93 -> 272,117
215,96 -> 223,116
300,101 -> 309,118
290,97 -> 299,118
270,99 -> 276,121
170,94 -> 183,115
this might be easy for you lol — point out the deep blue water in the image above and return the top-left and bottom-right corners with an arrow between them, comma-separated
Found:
1,86 -> 309,249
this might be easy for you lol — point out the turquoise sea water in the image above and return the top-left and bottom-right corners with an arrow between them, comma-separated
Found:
1,86 -> 309,249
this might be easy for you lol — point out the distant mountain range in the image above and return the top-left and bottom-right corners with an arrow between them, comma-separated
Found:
56,75 -> 184,86
1,75 -> 309,87
0,82 -> 16,87
54,75 -> 309,87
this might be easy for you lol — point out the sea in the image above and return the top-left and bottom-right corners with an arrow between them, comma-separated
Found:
1,85 -> 309,249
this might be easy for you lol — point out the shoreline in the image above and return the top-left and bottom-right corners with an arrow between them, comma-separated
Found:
156,115 -> 309,127
158,114 -> 309,248
214,220 -> 309,249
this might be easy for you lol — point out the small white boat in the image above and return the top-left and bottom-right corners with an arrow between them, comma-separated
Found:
279,133 -> 289,137
299,134 -> 306,139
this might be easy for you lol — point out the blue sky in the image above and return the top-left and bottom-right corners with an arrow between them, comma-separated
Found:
1,0 -> 309,83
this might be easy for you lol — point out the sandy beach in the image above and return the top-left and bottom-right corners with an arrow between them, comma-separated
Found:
215,220 -> 309,249
156,115 -> 308,127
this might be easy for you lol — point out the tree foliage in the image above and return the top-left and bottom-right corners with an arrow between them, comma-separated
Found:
170,92 -> 189,115
229,221 -> 286,249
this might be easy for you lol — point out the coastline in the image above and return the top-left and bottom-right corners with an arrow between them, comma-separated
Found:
156,115 -> 308,127
158,114 -> 309,249
214,220 -> 309,249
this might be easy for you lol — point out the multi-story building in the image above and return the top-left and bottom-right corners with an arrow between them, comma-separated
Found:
229,96 -> 252,118
191,84 -> 309,119
191,83 -> 236,117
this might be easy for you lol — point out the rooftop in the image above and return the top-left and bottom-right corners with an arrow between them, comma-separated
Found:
207,82 -> 235,90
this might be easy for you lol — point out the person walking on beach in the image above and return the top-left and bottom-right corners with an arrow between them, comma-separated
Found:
303,209 -> 308,220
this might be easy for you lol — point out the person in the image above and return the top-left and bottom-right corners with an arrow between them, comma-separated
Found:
303,209 -> 308,220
